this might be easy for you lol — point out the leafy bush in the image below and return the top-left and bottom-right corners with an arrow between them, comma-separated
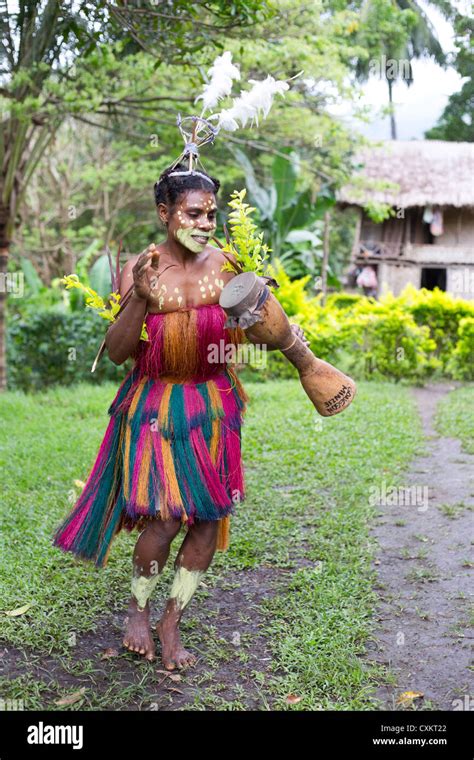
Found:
341,308 -> 439,382
6,261 -> 474,390
266,260 -> 316,318
325,292 -> 363,311
448,317 -> 474,381
7,309 -> 127,392
395,285 -> 474,372
251,264 -> 474,384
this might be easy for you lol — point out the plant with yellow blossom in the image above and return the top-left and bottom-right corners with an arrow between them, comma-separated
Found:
61,274 -> 149,341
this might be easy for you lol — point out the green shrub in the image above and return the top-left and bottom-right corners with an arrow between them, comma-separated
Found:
6,265 -> 474,390
266,260 -> 316,319
448,316 -> 474,381
396,286 -> 474,371
342,308 -> 439,382
245,273 -> 474,384
325,293 -> 363,311
7,309 -> 127,392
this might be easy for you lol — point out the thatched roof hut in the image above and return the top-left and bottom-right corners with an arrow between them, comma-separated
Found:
337,140 -> 474,299
338,140 -> 474,209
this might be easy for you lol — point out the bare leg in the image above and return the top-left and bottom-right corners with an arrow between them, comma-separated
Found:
157,519 -> 218,670
123,516 -> 182,661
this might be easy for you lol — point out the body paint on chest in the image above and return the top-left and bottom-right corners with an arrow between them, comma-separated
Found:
151,281 -> 184,310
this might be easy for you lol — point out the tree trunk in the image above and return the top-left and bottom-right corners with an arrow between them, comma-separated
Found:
0,240 -> 9,393
321,210 -> 331,305
388,79 -> 397,140
0,181 -> 15,389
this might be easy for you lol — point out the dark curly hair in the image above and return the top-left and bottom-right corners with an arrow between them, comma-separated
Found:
154,162 -> 220,209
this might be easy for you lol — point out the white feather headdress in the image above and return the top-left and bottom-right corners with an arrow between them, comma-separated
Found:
195,51 -> 241,113
164,52 -> 297,173
211,75 -> 290,132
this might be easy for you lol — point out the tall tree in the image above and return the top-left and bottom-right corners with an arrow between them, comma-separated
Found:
425,10 -> 474,142
0,0 -> 272,391
353,0 -> 446,139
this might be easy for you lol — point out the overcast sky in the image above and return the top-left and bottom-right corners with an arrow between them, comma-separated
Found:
336,1 -> 466,141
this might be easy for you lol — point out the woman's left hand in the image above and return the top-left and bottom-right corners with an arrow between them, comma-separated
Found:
291,323 -> 310,346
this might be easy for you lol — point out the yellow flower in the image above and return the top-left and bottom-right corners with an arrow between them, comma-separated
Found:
61,274 -> 148,341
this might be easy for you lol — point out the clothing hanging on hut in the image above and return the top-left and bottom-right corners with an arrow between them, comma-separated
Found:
430,208 -> 444,237
53,304 -> 249,568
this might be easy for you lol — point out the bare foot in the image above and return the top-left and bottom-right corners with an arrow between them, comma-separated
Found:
156,617 -> 197,671
123,598 -> 156,661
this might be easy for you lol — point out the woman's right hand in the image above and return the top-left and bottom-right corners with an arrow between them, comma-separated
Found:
132,244 -> 160,300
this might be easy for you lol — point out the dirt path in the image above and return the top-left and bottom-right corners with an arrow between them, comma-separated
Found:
366,385 -> 473,710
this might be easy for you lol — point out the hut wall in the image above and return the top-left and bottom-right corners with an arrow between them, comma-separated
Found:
447,266 -> 474,300
378,262 -> 474,300
405,244 -> 473,265
378,262 -> 420,296
433,208 -> 474,247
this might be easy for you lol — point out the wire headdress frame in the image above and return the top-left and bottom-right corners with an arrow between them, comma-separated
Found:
168,114 -> 219,176
158,55 -> 300,187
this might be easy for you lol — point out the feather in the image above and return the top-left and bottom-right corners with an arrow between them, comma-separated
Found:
212,75 -> 289,132
195,51 -> 241,113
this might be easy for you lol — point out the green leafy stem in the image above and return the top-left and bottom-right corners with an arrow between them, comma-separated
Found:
219,189 -> 271,277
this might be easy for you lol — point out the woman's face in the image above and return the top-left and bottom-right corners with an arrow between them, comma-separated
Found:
159,189 -> 217,254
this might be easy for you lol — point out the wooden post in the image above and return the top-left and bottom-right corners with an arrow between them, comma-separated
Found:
456,208 -> 462,245
351,207 -> 362,262
321,210 -> 331,305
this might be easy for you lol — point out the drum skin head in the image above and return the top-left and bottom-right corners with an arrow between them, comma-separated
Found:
219,272 -> 263,315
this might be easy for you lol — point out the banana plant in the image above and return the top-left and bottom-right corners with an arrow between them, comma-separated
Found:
230,146 -> 335,271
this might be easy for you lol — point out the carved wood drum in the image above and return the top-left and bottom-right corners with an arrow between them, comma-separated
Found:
219,272 -> 356,417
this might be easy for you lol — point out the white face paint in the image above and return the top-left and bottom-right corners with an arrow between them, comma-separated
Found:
169,567 -> 204,611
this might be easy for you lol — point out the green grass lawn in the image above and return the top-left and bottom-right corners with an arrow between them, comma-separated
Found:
435,386 -> 474,454
0,378 -> 424,710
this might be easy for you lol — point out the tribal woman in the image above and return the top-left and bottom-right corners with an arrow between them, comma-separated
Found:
53,162 -> 310,669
